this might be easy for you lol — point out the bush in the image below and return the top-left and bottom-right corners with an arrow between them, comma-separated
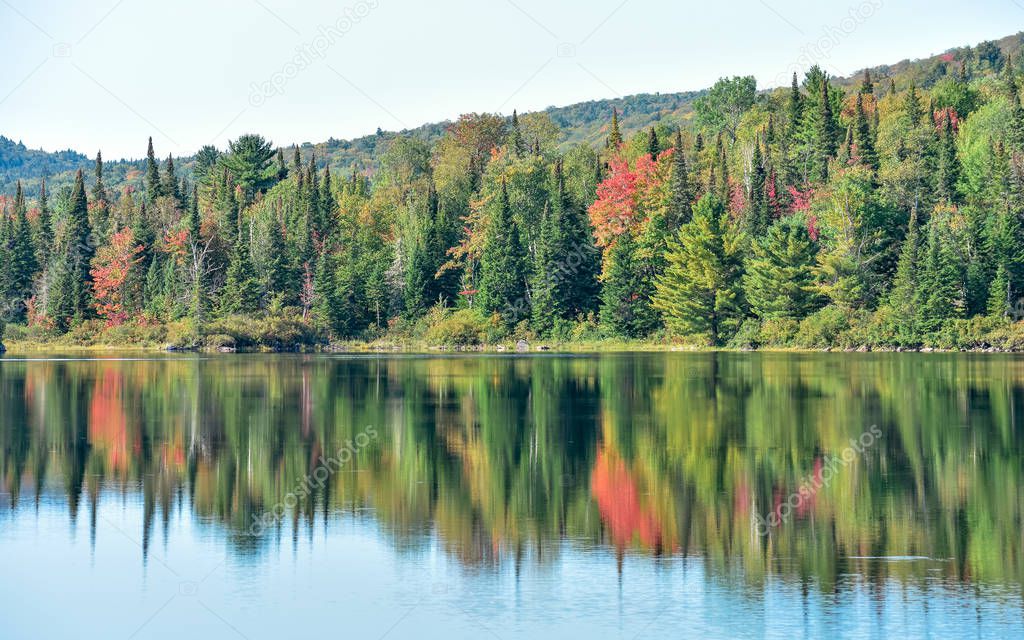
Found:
757,318 -> 799,346
424,309 -> 488,346
727,318 -> 761,349
794,306 -> 853,349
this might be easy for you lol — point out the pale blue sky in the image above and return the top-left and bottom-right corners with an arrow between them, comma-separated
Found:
1,0 -> 1021,159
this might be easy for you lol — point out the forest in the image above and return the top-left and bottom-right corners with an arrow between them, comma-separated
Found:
3,37 -> 1024,350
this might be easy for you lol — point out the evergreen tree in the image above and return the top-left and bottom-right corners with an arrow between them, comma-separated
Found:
600,229 -> 658,338
478,180 -> 528,323
860,69 -> 874,95
145,137 -> 162,201
814,76 -> 838,182
220,230 -> 262,315
854,93 -> 878,170
743,216 -> 819,320
47,170 -> 93,330
937,113 -> 961,204
34,178 -> 51,268
7,182 -> 38,314
607,108 -> 622,149
647,127 -> 660,161
746,135 -> 769,235
509,110 -> 527,158
652,194 -> 745,345
276,148 -> 288,181
887,212 -> 923,343
163,154 -> 180,203
668,129 -> 692,230
187,186 -> 208,321
917,218 -> 966,334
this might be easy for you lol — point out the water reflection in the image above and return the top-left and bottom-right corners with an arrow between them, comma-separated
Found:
2,352 -> 1024,593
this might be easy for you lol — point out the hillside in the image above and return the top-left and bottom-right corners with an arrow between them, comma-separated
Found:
3,30 -> 1023,199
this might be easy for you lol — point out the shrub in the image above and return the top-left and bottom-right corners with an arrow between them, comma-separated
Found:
758,318 -> 799,347
424,309 -> 488,346
795,306 -> 853,348
727,318 -> 761,349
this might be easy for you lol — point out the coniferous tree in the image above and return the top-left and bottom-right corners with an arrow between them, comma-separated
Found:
145,137 -> 162,201
668,129 -> 692,230
7,182 -> 38,315
34,178 -> 52,269
746,135 -> 769,236
600,229 -> 658,338
937,113 -> 961,204
887,211 -> 923,343
814,76 -> 838,182
647,127 -> 660,161
743,216 -> 820,321
509,110 -> 527,158
47,170 -> 93,330
607,108 -> 622,149
220,228 -> 262,316
916,217 -> 966,335
478,180 -> 528,322
163,154 -> 180,204
854,93 -> 878,170
652,194 -> 744,345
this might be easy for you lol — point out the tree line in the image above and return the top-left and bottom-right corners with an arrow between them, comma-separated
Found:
2,47 -> 1024,348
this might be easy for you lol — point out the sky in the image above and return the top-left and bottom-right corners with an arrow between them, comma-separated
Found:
1,0 -> 1022,160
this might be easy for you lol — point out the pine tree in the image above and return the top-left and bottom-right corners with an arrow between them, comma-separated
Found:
34,178 -> 52,268
887,211 -> 922,343
7,182 -> 38,314
905,84 -> 924,126
647,127 -> 659,161
860,69 -> 874,95
917,218 -> 966,334
937,113 -> 961,204
478,180 -> 528,322
746,135 -> 768,236
163,154 -> 180,203
814,75 -> 838,182
607,108 -> 622,149
276,148 -> 288,181
652,194 -> 745,345
47,170 -> 93,330
600,229 -> 658,338
145,137 -> 162,201
509,110 -> 527,158
854,93 -> 878,170
320,164 -> 337,237
187,186 -> 207,321
743,216 -> 819,320
220,230 -> 262,316
668,129 -> 692,230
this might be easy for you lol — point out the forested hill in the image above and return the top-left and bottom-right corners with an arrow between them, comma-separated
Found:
6,30 -> 1023,197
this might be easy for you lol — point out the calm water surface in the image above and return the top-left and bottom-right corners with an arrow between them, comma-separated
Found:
1,352 -> 1023,639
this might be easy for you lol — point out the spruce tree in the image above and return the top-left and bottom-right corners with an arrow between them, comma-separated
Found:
668,129 -> 692,230
509,110 -> 527,158
814,76 -> 837,182
145,137 -> 162,201
746,135 -> 768,236
478,180 -> 528,323
34,178 -> 51,268
163,154 -> 180,203
854,93 -> 878,170
917,218 -> 966,334
600,229 -> 658,338
187,186 -> 207,321
937,113 -> 961,204
607,108 -> 622,149
743,216 -> 819,320
220,230 -> 262,316
47,170 -> 93,330
647,127 -> 659,161
8,182 -> 38,313
652,194 -> 745,345
888,211 -> 922,344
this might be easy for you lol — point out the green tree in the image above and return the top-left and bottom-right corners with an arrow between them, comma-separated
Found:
743,216 -> 820,320
653,194 -> 744,345
221,134 -> 277,207
478,181 -> 528,323
47,170 -> 93,330
145,137 -> 162,201
600,230 -> 658,338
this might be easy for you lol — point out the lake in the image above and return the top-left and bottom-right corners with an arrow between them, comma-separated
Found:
1,352 -> 1022,639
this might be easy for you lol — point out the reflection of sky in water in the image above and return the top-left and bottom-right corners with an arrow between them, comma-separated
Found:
2,492 -> 1021,640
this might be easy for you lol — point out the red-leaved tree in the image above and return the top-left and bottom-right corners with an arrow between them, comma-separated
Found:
91,228 -> 144,326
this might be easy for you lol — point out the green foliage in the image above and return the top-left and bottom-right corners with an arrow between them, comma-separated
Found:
743,215 -> 820,320
653,195 -> 745,345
